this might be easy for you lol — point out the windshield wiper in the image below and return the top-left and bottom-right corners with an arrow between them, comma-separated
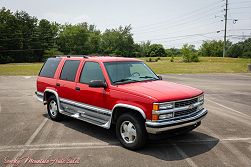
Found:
139,76 -> 158,80
113,78 -> 138,84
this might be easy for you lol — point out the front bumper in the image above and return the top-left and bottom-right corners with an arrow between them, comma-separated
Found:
145,108 -> 208,134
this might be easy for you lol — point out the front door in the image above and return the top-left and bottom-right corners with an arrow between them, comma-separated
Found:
75,61 -> 110,123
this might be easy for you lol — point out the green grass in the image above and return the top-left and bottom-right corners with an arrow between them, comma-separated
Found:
0,63 -> 43,76
142,57 -> 251,74
0,57 -> 250,75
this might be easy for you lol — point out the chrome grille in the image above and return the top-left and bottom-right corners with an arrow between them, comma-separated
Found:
175,97 -> 198,108
174,107 -> 198,117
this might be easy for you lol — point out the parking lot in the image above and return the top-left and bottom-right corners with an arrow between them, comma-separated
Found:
0,73 -> 251,167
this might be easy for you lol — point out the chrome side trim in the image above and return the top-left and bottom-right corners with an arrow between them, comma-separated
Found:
59,98 -> 112,129
112,103 -> 146,119
59,98 -> 112,116
145,108 -> 207,134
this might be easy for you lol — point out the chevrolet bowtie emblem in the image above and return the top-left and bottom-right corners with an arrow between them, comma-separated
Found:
188,104 -> 195,109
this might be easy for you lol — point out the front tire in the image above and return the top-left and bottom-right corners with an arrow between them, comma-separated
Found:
116,113 -> 147,150
47,95 -> 63,121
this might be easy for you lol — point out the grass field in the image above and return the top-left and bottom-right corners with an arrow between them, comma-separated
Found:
0,57 -> 250,75
143,57 -> 251,74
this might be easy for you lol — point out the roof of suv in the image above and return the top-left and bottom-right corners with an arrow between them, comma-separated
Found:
56,56 -> 141,62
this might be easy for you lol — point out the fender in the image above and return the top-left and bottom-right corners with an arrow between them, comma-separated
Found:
112,103 -> 146,119
44,89 -> 63,113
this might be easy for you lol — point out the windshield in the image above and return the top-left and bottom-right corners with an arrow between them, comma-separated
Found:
104,61 -> 159,84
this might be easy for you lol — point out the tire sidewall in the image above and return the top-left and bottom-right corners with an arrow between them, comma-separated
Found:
47,95 -> 61,121
116,113 -> 147,150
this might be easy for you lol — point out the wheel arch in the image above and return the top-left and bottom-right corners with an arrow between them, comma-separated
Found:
111,104 -> 146,124
43,89 -> 62,112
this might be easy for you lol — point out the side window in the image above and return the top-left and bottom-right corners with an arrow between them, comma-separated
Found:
39,58 -> 61,78
80,62 -> 105,84
60,60 -> 80,82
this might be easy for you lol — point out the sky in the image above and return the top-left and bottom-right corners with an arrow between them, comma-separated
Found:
1,0 -> 251,48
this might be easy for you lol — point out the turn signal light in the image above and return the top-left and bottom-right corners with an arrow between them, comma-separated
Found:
152,114 -> 159,121
153,104 -> 159,111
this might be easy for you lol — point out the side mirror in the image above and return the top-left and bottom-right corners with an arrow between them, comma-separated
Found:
89,80 -> 107,88
158,76 -> 162,80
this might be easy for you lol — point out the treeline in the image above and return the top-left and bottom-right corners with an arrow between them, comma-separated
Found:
0,7 -> 250,64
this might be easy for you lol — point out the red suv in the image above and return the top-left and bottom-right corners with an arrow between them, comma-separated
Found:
36,56 -> 207,149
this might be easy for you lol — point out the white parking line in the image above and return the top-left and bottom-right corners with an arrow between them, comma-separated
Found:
0,142 -> 119,152
7,118 -> 48,167
200,126 -> 251,167
206,98 -> 250,118
1,137 -> 251,152
23,76 -> 32,79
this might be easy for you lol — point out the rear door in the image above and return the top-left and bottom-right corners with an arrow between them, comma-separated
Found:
56,59 -> 80,106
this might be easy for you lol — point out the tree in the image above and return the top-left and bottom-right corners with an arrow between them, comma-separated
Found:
165,48 -> 181,56
100,25 -> 135,57
226,38 -> 251,58
147,44 -> 166,57
0,8 -> 43,63
199,40 -> 232,57
241,38 -> 251,58
226,44 -> 242,58
136,41 -> 151,57
181,44 -> 199,62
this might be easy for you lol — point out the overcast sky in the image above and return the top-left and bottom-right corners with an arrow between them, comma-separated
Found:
1,0 -> 251,48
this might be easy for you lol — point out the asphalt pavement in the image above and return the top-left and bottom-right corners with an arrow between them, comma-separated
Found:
0,73 -> 250,167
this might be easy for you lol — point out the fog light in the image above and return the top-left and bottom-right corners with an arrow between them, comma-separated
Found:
159,113 -> 173,120
152,114 -> 159,121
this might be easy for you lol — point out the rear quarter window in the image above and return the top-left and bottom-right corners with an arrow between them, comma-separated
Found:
39,58 -> 61,78
60,60 -> 80,82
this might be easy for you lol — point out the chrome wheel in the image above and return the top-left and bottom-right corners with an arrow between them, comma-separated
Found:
49,100 -> 57,117
120,121 -> 137,143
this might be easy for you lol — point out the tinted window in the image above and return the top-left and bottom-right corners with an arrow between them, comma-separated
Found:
39,58 -> 61,78
60,60 -> 80,82
80,62 -> 104,84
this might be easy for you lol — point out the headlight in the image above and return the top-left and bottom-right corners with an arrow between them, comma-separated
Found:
198,94 -> 204,102
159,102 -> 174,110
153,102 -> 174,111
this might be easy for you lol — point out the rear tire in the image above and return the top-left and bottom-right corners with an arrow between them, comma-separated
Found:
116,113 -> 147,150
47,95 -> 63,121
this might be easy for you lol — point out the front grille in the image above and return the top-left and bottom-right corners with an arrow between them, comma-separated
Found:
174,107 -> 198,117
175,97 -> 198,108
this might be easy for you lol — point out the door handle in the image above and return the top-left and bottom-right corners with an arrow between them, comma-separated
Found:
75,87 -> 80,91
56,83 -> 60,87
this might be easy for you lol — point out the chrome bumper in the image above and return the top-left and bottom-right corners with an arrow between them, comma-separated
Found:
145,108 -> 208,134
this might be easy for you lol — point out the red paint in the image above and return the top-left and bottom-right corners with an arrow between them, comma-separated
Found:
37,56 -> 203,120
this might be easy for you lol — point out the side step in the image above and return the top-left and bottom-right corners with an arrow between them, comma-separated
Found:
60,108 -> 111,129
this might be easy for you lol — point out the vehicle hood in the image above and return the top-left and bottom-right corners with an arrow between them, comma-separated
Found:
116,80 -> 203,102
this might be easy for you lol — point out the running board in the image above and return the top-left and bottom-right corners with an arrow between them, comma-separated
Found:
60,109 -> 111,129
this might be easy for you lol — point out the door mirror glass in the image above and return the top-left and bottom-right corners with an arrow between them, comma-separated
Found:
89,80 -> 107,88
